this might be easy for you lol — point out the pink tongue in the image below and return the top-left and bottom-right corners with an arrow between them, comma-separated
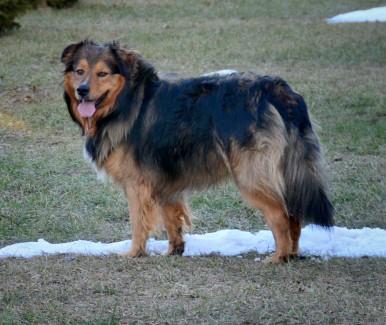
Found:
78,101 -> 96,118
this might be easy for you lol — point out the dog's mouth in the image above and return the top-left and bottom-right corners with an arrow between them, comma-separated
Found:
77,91 -> 109,118
78,100 -> 96,118
77,91 -> 109,135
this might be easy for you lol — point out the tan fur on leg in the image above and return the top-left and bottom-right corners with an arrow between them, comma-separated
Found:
161,198 -> 192,255
123,182 -> 159,257
239,189 -> 291,263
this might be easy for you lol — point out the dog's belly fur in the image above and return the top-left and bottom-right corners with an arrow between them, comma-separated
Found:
99,140 -> 230,202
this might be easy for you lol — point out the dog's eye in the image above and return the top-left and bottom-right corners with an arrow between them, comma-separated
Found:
75,69 -> 85,76
97,72 -> 109,78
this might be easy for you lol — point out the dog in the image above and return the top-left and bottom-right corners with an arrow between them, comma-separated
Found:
61,40 -> 334,263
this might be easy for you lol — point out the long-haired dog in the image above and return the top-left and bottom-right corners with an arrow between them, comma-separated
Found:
61,40 -> 334,263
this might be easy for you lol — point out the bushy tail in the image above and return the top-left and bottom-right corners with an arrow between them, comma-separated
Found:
283,129 -> 334,227
263,76 -> 334,227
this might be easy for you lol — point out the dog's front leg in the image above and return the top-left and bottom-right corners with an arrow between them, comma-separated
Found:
123,182 -> 158,257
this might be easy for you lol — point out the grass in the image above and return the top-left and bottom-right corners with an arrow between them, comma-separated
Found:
0,0 -> 385,323
1,256 -> 385,324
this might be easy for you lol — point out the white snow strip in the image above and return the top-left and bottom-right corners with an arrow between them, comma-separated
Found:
202,69 -> 239,77
1,226 -> 385,259
327,6 -> 386,24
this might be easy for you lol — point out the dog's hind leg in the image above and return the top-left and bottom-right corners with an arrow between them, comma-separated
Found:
124,182 -> 159,257
239,189 -> 291,263
161,198 -> 192,256
289,217 -> 301,257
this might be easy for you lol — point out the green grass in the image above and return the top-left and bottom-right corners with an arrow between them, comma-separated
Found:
0,0 -> 385,323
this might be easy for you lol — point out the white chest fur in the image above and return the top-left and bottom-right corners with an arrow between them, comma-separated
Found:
83,145 -> 108,181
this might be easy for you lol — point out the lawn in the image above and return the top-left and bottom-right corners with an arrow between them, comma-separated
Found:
0,0 -> 385,323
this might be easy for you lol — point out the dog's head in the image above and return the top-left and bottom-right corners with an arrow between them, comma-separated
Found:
61,40 -> 155,136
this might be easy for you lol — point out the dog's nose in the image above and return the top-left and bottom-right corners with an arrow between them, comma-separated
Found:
77,84 -> 89,98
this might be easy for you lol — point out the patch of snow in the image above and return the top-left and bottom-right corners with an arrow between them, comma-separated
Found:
202,69 -> 239,77
327,6 -> 386,24
1,226 -> 385,259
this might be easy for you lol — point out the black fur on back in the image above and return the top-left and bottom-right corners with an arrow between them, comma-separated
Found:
130,76 -> 261,180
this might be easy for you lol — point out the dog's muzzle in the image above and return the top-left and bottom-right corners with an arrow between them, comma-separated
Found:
77,83 -> 89,99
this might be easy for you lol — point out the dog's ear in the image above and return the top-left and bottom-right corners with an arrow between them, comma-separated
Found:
61,41 -> 86,68
110,44 -> 158,85
125,50 -> 158,85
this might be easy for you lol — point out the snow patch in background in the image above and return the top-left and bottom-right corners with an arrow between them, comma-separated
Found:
202,69 -> 238,77
1,226 -> 385,259
327,6 -> 386,24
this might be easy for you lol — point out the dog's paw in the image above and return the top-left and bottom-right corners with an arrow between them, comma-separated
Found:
120,249 -> 147,258
167,242 -> 185,256
262,253 -> 289,264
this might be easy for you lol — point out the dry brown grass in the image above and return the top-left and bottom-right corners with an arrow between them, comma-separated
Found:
1,256 -> 385,324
